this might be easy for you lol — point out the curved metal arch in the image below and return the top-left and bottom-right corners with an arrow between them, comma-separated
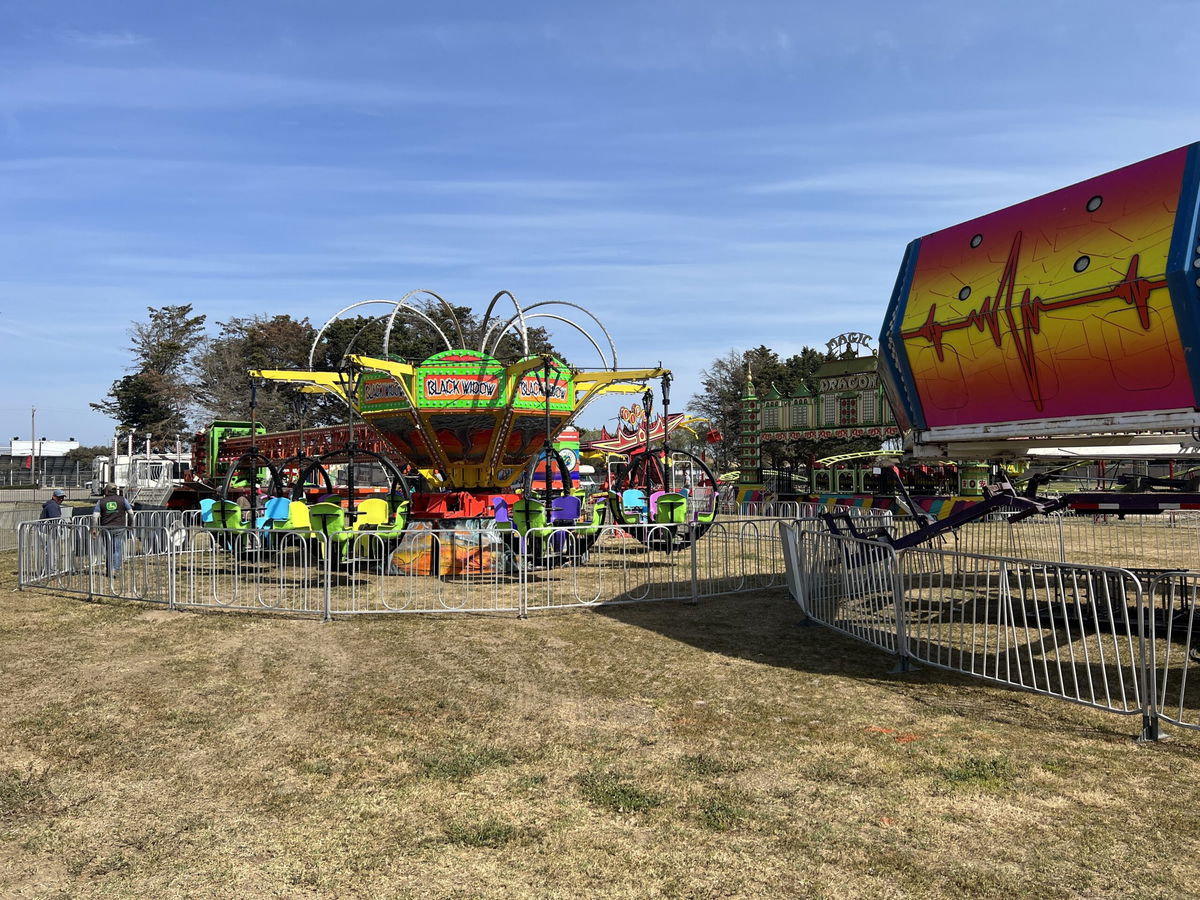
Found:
291,447 -> 412,505
486,301 -> 617,370
383,289 -> 465,356
337,314 -> 392,368
510,314 -> 607,370
308,299 -> 455,369
478,290 -> 529,358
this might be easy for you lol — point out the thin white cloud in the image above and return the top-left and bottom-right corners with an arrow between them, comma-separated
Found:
0,65 -> 472,110
58,29 -> 149,49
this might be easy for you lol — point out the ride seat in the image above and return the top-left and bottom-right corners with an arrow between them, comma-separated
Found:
512,498 -> 548,535
256,496 -> 291,530
648,490 -> 666,518
550,495 -> 582,525
206,499 -> 246,531
492,496 -> 512,530
274,500 -> 313,534
621,488 -> 647,520
308,501 -> 346,536
653,493 -> 687,525
353,497 -> 390,530
199,498 -> 216,524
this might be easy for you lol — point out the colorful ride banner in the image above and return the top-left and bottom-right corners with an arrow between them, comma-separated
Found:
422,373 -> 502,402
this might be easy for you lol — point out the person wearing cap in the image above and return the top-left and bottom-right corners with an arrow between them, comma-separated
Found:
41,488 -> 67,520
91,484 -> 133,576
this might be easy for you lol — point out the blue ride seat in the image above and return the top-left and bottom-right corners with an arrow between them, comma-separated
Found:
256,496 -> 291,530
621,488 -> 647,521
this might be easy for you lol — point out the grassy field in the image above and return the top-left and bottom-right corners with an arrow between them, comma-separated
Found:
3,550 -> 1200,899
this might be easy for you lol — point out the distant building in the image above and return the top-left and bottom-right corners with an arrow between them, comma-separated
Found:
739,332 -> 901,484
6,438 -> 80,458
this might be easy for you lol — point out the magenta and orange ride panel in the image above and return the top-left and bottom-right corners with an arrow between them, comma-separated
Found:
880,144 -> 1200,437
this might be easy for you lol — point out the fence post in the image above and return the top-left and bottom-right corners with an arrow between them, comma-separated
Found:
322,535 -> 333,623
890,545 -> 914,673
15,522 -> 26,590
518,541 -> 528,619
689,522 -> 699,600
1137,575 -> 1161,742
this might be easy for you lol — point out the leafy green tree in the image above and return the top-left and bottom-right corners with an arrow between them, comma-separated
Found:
687,344 -> 833,473
194,314 -> 324,428
91,304 -> 206,436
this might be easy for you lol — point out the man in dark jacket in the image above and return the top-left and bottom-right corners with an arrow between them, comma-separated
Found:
91,484 -> 133,575
41,488 -> 66,519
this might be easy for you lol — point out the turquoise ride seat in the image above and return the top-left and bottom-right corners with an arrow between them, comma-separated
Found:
256,496 -> 290,530
621,488 -> 647,521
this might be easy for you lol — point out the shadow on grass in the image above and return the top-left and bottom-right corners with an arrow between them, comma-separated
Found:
590,588 -> 1156,742
591,587 -> 895,679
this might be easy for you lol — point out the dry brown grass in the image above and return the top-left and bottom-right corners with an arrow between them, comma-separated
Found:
4,549 -> 1200,899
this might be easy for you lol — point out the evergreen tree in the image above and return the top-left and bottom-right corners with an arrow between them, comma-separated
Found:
194,314 -> 323,428
91,304 -> 206,437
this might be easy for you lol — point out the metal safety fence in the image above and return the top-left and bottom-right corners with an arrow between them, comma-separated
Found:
18,513 -> 790,620
781,519 -> 1200,740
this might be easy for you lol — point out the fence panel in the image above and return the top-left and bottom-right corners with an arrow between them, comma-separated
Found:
900,547 -> 1146,716
18,519 -> 174,604
1,503 -> 43,552
334,525 -> 521,615
796,530 -> 901,655
1146,572 -> 1200,732
172,527 -> 329,616
523,524 -> 692,612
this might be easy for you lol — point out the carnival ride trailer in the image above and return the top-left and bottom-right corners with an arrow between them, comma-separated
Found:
879,143 -> 1200,458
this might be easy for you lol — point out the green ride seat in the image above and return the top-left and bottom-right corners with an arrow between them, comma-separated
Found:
205,499 -> 248,531
379,499 -> 410,536
512,498 -> 548,535
308,501 -> 346,537
306,501 -> 351,561
653,493 -> 688,525
351,499 -> 411,564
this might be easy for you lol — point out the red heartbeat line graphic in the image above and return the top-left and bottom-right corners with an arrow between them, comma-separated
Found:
901,232 -> 1168,411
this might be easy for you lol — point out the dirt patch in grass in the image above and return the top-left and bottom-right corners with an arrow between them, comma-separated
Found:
3,550 -> 1200,898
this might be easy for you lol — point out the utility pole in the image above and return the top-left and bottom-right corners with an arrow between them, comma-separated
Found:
30,406 -> 36,487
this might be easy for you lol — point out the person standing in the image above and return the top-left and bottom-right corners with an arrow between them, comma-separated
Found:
40,488 -> 66,520
91,484 -> 133,575
39,488 -> 67,574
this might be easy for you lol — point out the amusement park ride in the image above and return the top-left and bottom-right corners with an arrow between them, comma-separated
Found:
831,141 -> 1200,548
185,291 -> 720,569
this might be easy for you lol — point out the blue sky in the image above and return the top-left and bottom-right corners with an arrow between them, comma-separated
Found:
3,0 -> 1198,446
